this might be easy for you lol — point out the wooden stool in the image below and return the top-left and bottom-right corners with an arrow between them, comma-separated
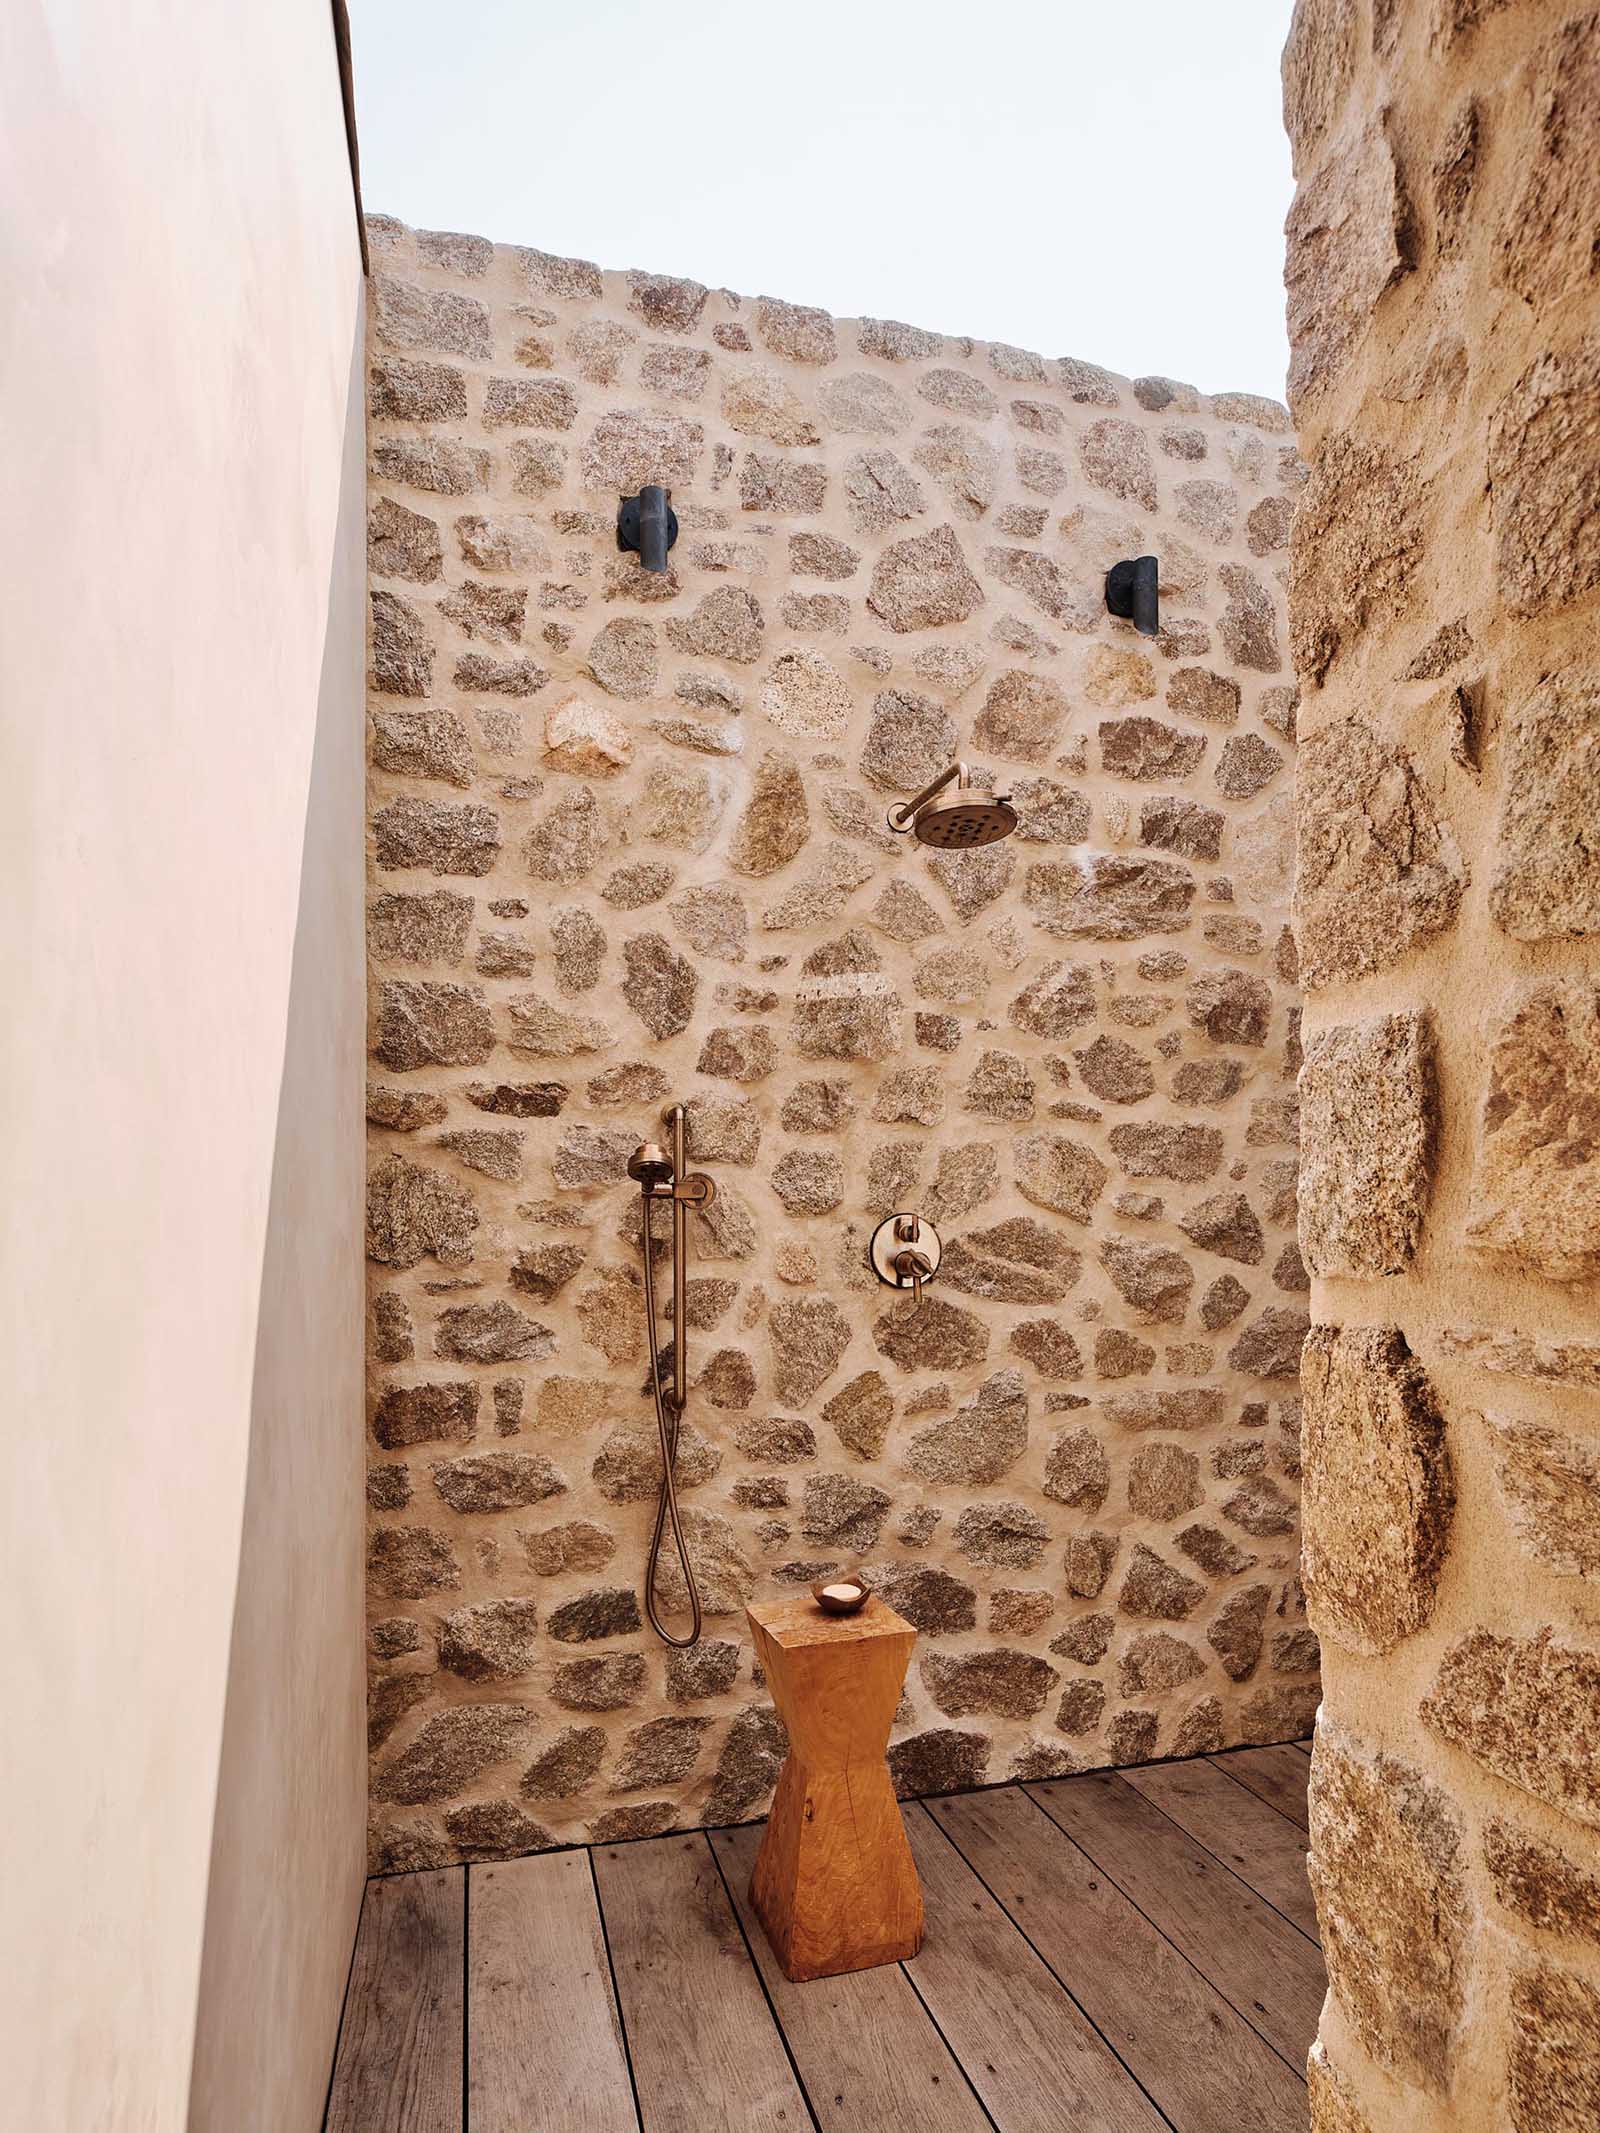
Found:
745,1592 -> 924,1982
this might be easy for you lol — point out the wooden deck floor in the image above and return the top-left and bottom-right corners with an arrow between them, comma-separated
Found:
326,1741 -> 1320,2133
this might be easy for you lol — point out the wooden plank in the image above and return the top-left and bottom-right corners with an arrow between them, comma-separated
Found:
1122,1757 -> 1320,1942
1029,1771 -> 1324,2068
325,1869 -> 464,2133
710,1822 -> 986,2133
902,1805 -> 1167,2133
1210,1744 -> 1312,1831
593,1833 -> 812,2133
931,1785 -> 1308,2133
469,1851 -> 637,2133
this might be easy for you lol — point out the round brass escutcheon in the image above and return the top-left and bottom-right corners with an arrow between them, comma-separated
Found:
867,1211 -> 942,1289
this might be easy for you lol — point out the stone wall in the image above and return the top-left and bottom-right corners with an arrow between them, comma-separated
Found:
362,213 -> 1308,1869
1283,2 -> 1600,2128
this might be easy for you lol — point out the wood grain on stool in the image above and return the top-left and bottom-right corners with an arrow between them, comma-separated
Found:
745,1591 -> 924,1982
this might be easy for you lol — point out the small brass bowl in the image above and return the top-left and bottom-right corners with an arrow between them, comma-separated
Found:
811,1576 -> 872,1616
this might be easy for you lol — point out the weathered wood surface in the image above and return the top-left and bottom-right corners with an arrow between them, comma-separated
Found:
930,1785 -> 1310,2133
324,1748 -> 1326,2133
1122,1755 -> 1320,1940
325,1869 -> 464,2133
1028,1768 -> 1326,2067
468,1850 -> 637,2133
1211,1742 -> 1314,1830
593,1832 -> 808,2133
903,1804 -> 1168,2133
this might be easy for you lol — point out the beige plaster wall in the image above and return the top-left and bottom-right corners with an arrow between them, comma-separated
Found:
362,215 -> 1311,1867
1281,2 -> 1600,2127
0,6 -> 367,2129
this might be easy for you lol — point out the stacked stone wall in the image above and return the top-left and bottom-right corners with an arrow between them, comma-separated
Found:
361,213 -> 1305,1868
1283,1 -> 1600,2126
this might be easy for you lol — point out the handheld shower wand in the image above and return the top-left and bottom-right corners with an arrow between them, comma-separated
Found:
629,1105 -> 715,1648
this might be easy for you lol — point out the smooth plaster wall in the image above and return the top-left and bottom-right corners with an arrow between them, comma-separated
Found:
361,217 -> 1310,1867
0,6 -> 367,2130
1282,1 -> 1600,2126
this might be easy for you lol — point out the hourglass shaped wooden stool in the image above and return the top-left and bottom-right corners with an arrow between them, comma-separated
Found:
745,1592 -> 924,1981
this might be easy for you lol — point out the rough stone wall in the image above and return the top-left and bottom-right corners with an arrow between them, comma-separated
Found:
361,212 -> 1307,1871
1283,3 -> 1600,2128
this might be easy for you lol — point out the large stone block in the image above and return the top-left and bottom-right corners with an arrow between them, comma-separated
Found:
867,525 -> 984,633
1498,16 -> 1600,311
1422,1629 -> 1600,1828
1490,1417 -> 1600,1579
1227,1307 -> 1308,1378
1466,982 -> 1600,1282
1025,855 -> 1196,941
768,1296 -> 851,1404
888,1728 -> 990,1799
1490,676 -> 1600,942
1290,432 -> 1422,685
1294,721 -> 1463,987
373,980 -> 493,1072
1301,1327 -> 1453,1656
366,1152 -> 477,1269
373,1703 -> 535,1806
1281,0 -> 1357,173
1299,1013 -> 1435,1276
1285,117 -> 1412,409
1013,1132 -> 1109,1221
728,748 -> 810,876
371,274 -> 491,361
1490,343 -> 1600,618
921,1648 -> 1058,1720
1307,1726 -> 1467,2095
914,424 -> 1000,520
906,1368 -> 1027,1484
1080,418 -> 1156,510
1509,1957 -> 1600,2133
1487,1817 -> 1600,1949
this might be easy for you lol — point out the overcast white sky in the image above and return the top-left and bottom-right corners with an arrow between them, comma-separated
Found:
349,0 -> 1296,399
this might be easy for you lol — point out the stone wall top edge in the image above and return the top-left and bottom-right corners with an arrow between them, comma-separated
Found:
363,209 -> 1294,434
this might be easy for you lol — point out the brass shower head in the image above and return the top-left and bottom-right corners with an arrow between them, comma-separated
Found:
906,794 -> 1020,848
887,761 -> 1019,849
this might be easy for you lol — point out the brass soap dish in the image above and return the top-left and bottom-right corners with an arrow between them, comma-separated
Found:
811,1575 -> 872,1616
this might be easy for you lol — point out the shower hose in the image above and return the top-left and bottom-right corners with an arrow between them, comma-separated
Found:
638,1187 -> 704,1648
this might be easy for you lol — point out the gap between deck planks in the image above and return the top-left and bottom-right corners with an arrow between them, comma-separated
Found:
928,1784 -> 1311,2133
1024,1770 -> 1324,2070
325,1745 -> 1317,2133
1121,1754 -> 1320,1941
1207,1742 -> 1313,1830
469,1850 -> 636,2133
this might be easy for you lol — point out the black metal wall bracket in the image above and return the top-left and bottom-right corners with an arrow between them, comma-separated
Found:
617,484 -> 679,573
1106,555 -> 1160,637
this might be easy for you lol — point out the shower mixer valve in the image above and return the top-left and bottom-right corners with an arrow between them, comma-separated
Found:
868,1211 -> 943,1303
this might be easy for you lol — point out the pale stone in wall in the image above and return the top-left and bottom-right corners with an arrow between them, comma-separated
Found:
1307,1726 -> 1468,2096
1301,1328 -> 1453,1656
1298,1013 -> 1434,1276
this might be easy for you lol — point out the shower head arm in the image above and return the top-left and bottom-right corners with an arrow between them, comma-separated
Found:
887,760 -> 969,834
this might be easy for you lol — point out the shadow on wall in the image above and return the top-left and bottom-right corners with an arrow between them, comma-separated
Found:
185,315 -> 369,2133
